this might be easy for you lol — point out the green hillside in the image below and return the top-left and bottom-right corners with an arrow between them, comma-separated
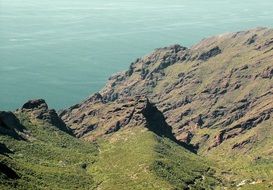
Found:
1,111 -> 221,190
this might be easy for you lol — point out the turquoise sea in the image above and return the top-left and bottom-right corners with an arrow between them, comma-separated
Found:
1,0 -> 273,110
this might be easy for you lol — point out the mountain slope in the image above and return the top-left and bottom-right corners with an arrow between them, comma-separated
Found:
0,102 -> 98,189
1,27 -> 272,189
1,100 -> 221,189
61,27 -> 273,189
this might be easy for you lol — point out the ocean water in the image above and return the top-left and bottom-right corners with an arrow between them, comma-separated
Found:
1,0 -> 273,110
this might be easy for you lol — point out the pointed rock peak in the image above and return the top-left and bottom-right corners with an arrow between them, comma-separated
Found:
22,99 -> 48,110
141,98 -> 174,139
140,98 -> 196,152
140,98 -> 157,116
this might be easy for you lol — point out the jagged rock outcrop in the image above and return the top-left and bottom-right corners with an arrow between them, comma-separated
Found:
60,95 -> 180,143
210,105 -> 272,149
141,99 -> 175,139
61,27 -> 273,153
20,99 -> 72,135
197,46 -> 222,61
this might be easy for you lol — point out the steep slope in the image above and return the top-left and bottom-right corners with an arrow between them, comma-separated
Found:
1,100 -> 221,189
61,27 -> 273,189
0,100 -> 98,189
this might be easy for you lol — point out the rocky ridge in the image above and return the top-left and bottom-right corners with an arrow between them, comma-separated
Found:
19,99 -> 72,135
61,27 -> 273,155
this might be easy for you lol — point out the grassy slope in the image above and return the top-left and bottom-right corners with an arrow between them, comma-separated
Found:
90,127 -> 220,190
1,113 -> 221,190
0,113 -> 98,190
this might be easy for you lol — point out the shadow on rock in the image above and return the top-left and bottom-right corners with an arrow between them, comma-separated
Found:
141,99 -> 197,153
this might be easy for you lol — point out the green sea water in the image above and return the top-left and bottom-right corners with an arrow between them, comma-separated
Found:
1,0 -> 273,110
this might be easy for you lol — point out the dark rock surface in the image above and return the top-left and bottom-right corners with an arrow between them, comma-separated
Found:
0,162 -> 19,180
0,111 -> 25,140
0,143 -> 13,156
22,99 -> 48,110
198,46 -> 222,61
141,99 -> 175,140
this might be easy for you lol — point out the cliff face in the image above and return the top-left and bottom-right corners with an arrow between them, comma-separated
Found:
61,27 -> 273,155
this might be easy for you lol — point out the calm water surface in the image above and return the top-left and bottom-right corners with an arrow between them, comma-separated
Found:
1,0 -> 273,110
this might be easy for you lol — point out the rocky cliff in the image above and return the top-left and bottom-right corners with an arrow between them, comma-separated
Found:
61,27 -> 273,155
